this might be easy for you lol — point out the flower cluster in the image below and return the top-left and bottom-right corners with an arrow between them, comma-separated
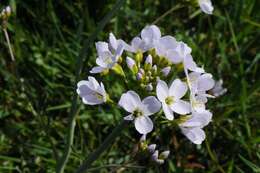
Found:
77,25 -> 221,162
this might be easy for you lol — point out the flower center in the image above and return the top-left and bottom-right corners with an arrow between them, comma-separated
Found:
104,56 -> 113,65
133,108 -> 143,117
95,92 -> 104,101
165,96 -> 174,105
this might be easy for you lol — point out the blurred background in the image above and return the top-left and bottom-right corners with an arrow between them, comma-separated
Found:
0,0 -> 259,172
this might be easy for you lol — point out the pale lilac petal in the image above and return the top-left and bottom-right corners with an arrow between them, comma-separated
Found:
90,66 -> 105,74
124,114 -> 134,121
88,76 -> 100,90
141,25 -> 161,41
169,79 -> 188,99
162,103 -> 174,120
134,116 -> 154,134
167,49 -> 183,64
198,73 -> 215,91
118,91 -> 141,112
171,100 -> 191,114
95,42 -> 109,56
181,127 -> 206,144
142,96 -> 161,116
109,33 -> 118,51
159,36 -> 177,50
199,0 -> 214,14
156,80 -> 169,102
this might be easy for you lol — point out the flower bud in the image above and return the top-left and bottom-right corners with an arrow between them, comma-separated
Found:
148,144 -> 156,153
136,73 -> 143,80
0,6 -> 11,19
135,51 -> 143,64
161,66 -> 171,77
126,57 -> 138,74
146,83 -> 153,91
144,55 -> 153,70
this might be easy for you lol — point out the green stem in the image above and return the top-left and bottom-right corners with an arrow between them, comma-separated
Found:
55,0 -> 126,172
75,120 -> 128,173
3,28 -> 15,61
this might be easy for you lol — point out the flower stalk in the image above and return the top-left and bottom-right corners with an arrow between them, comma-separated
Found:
75,120 -> 129,173
55,0 -> 126,172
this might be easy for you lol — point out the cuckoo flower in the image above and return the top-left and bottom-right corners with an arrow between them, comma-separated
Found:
77,76 -> 107,105
179,110 -> 212,144
155,36 -> 178,62
188,72 -> 215,111
156,79 -> 191,120
90,33 -> 124,73
126,25 -> 161,53
198,0 -> 214,15
118,91 -> 161,134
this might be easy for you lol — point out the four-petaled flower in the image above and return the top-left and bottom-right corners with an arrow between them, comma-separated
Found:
179,110 -> 212,144
90,33 -> 124,74
77,76 -> 107,105
156,79 -> 191,120
118,90 -> 161,134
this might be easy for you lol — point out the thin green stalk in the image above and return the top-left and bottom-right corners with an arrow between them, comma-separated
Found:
3,28 -> 15,61
75,120 -> 128,173
55,0 -> 126,172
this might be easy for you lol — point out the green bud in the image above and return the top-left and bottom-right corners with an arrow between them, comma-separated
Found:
112,63 -> 125,77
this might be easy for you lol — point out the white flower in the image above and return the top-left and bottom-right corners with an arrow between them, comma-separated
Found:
155,36 -> 178,62
180,110 -> 212,144
126,25 -> 161,53
156,79 -> 191,120
198,0 -> 214,15
187,72 -> 215,112
90,33 -> 124,73
76,76 -> 107,105
118,91 -> 161,134
210,79 -> 227,97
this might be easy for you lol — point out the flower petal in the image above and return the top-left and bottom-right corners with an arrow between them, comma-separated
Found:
198,73 -> 215,91
134,116 -> 154,134
90,66 -> 105,74
142,96 -> 161,116
95,41 -> 109,56
118,90 -> 142,113
167,49 -> 183,64
169,79 -> 188,99
181,127 -> 206,145
124,114 -> 135,121
156,80 -> 169,102
171,100 -> 191,115
109,33 -> 118,51
141,25 -> 161,41
162,103 -> 174,120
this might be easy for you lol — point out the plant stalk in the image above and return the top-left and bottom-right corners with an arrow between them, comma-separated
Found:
55,0 -> 126,172
75,120 -> 128,173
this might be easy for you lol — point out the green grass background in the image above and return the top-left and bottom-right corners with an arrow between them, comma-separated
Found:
0,0 -> 259,172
